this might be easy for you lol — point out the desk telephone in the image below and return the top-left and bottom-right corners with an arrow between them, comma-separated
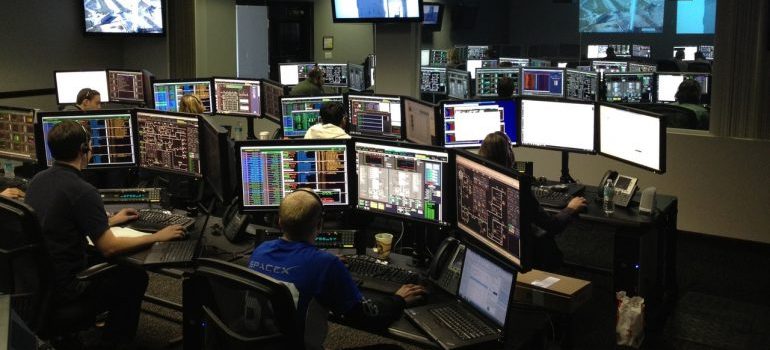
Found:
428,237 -> 466,295
222,197 -> 251,242
599,170 -> 639,208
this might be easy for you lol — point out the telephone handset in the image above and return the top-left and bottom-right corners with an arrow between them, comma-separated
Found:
428,237 -> 466,295
222,197 -> 251,243
598,170 -> 639,208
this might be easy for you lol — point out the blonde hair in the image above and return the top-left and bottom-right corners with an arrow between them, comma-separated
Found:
179,94 -> 205,114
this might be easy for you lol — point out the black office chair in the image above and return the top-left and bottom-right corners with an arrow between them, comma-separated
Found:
628,103 -> 699,129
657,59 -> 681,72
687,62 -> 712,73
183,258 -> 304,350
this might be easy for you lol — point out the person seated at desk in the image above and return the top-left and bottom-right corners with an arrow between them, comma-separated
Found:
304,101 -> 351,139
479,131 -> 588,272
1,187 -> 24,199
674,79 -> 710,129
179,94 -> 205,114
290,66 -> 325,96
24,121 -> 185,348
248,189 -> 425,347
604,46 -> 617,60
497,76 -> 516,98
63,88 -> 102,111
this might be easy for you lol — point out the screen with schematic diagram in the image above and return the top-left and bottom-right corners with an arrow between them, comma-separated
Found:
280,95 -> 344,138
136,110 -> 200,177
213,78 -> 261,116
565,69 -> 598,101
447,69 -> 471,99
347,94 -> 402,139
603,73 -> 655,103
318,63 -> 349,87
420,67 -> 447,94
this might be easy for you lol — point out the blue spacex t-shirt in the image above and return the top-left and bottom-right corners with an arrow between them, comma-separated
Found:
248,239 -> 363,323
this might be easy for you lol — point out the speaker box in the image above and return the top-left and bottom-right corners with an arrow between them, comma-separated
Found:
639,186 -> 657,215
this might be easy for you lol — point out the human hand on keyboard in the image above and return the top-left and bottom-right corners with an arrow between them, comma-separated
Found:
154,224 -> 187,242
0,188 -> 25,200
567,196 -> 588,213
110,208 -> 140,226
395,284 -> 427,305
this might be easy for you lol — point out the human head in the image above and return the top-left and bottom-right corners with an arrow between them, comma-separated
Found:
694,51 -> 706,60
675,49 -> 685,60
47,120 -> 91,167
497,77 -> 515,98
75,88 -> 102,110
278,189 -> 323,241
319,101 -> 347,127
605,47 -> 616,59
498,61 -> 513,68
479,131 -> 514,169
179,94 -> 205,114
675,79 -> 702,104
307,66 -> 325,87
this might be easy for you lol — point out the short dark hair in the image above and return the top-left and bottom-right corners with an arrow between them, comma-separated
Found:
307,67 -> 324,80
694,51 -> 706,60
48,121 -> 89,162
479,131 -> 514,169
675,79 -> 702,104
497,77 -> 515,98
76,88 -> 100,105
279,190 -> 323,240
320,101 -> 346,126
674,49 -> 685,60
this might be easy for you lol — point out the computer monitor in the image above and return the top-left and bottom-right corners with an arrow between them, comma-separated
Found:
447,69 -> 472,99
591,61 -> 628,74
521,68 -> 564,97
347,94 -> 403,140
318,63 -> 349,87
238,139 -> 351,210
466,60 -> 497,79
421,49 -> 431,66
441,99 -> 519,148
332,0 -> 423,22
520,98 -> 596,153
430,49 -> 449,66
475,68 -> 520,97
54,70 -> 110,105
458,248 -> 515,326
0,106 -> 37,163
354,140 -> 450,225
107,69 -> 145,104
135,109 -> 201,177
557,62 -> 568,68
38,110 -> 136,168
673,46 -> 698,60
529,59 -> 552,68
603,73 -> 656,104
261,79 -> 284,122
467,45 -> 489,60
200,116 -> 236,203
499,57 -> 530,67
279,62 -> 315,86
348,64 -> 366,92
212,78 -> 261,117
599,104 -> 665,173
280,95 -> 344,138
629,62 -> 657,73
422,3 -> 444,29
152,79 -> 213,113
586,45 -> 607,59
455,150 -> 528,269
656,73 -> 710,103
565,69 -> 598,102
698,45 -> 715,60
420,67 -> 447,94
403,97 -> 437,146
632,45 -> 651,58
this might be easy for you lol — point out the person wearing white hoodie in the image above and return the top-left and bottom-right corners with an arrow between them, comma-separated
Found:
303,102 -> 351,139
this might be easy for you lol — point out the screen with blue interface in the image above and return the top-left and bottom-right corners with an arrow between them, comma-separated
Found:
280,95 -> 344,138
521,68 -> 564,97
442,99 -> 519,148
348,95 -> 402,139
565,69 -> 597,101
40,112 -> 135,167
603,73 -> 655,103
459,248 -> 514,326
475,68 -> 520,97
153,80 -> 212,113
677,0 -> 716,34
136,110 -> 201,177
580,0 -> 664,33
240,142 -> 350,209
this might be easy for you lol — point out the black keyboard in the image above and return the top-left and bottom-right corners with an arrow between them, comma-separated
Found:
346,255 -> 419,285
145,240 -> 197,265
0,176 -> 29,191
532,186 -> 572,209
128,209 -> 196,233
429,305 -> 496,340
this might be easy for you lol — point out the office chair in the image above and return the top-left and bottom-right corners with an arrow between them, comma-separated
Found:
0,196 -> 115,341
183,258 -> 304,350
628,103 -> 698,129
657,59 -> 681,72
687,62 -> 712,73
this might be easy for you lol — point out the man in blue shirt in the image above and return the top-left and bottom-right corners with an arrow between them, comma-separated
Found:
248,189 -> 425,343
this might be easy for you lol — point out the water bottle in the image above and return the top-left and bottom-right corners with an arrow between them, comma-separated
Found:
603,178 -> 616,215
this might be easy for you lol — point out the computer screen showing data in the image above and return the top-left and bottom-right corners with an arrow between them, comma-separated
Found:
262,80 -> 284,122
280,95 -> 344,138
632,45 -> 651,58
404,97 -> 436,146
430,50 -> 448,66
213,78 -> 261,117
442,99 -> 518,148
447,69 -> 471,99
420,67 -> 447,94
0,107 -> 36,162
565,69 -> 598,101
591,61 -> 628,74
499,58 -> 530,67
458,248 -> 514,326
673,46 -> 698,61
656,73 -> 709,103
107,70 -> 145,104
318,63 -> 349,87
456,152 -> 524,268
467,46 -> 489,60
39,111 -> 135,167
466,60 -> 497,79
348,64 -> 366,92
698,45 -> 715,60
279,62 -> 315,86
520,99 -> 596,153
347,94 -> 403,140
136,110 -> 201,177
475,68 -> 520,97
521,68 -> 564,97
629,63 -> 657,73
239,141 -> 350,210
529,59 -> 551,68
55,70 -> 110,104
355,141 -> 449,225
586,45 -> 607,59
600,104 -> 665,173
603,73 -> 655,103
152,80 -> 213,113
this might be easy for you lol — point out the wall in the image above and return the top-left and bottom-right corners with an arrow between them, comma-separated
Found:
313,0 -> 374,64
194,0 -> 238,77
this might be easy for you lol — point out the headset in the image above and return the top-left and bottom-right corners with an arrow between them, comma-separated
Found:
78,123 -> 91,155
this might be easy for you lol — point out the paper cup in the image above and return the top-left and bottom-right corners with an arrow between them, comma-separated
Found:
374,233 -> 394,259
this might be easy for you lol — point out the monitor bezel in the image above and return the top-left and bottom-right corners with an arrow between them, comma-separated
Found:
446,68 -> 472,100
474,67 -> 521,98
345,93 -> 406,140
279,94 -> 345,139
235,138 -> 355,212
331,0 -> 425,23
53,69 -> 111,105
106,68 -> 147,105
81,0 -> 167,37
601,72 -> 657,104
564,69 -> 598,102
439,97 -> 520,149
598,103 -> 667,174
211,76 -> 263,118
150,78 -> 214,114
260,79 -> 285,123
422,3 -> 444,30
401,96 -> 439,146
518,96 -> 598,154
0,106 -> 38,163
200,115 -> 235,204
132,108 -> 204,178
519,67 -> 566,98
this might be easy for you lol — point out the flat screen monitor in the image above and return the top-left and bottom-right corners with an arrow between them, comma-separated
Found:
212,78 -> 261,117
354,140 -> 449,225
529,59 -> 551,68
458,248 -> 515,326
55,70 -> 110,105
580,0 -> 664,33
475,68 -> 520,97
677,0 -> 716,34
599,104 -> 665,173
466,60 -> 497,79
38,110 -> 135,168
557,62 -> 568,68
632,45 -> 651,58
279,62 -> 315,86
456,151 -> 526,269
152,79 -> 213,114
261,79 -> 284,122
591,61 -> 628,74
423,3 -> 444,28
348,64 -> 366,92
239,140 -> 351,210
280,95 -> 344,138
447,69 -> 472,99
565,69 -> 598,102
201,116 -> 236,203
420,67 -> 447,94
698,45 -> 715,60
467,46 -> 489,60
332,0 -> 423,23
521,68 -> 564,97
107,69 -> 145,104
499,58 -> 529,67
318,63 -> 349,87
135,109 -> 201,177
0,106 -> 37,162
655,73 -> 710,103
347,94 -> 403,140
403,97 -> 436,146
603,73 -> 655,103
430,49 -> 449,66
520,98 -> 596,153
629,62 -> 657,73
673,46 -> 698,61
83,0 -> 165,35
586,45 -> 607,59
441,99 -> 519,148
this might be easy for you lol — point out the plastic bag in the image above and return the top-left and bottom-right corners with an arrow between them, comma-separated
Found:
616,291 -> 645,348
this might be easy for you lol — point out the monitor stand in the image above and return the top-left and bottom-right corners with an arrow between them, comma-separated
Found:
560,151 -> 576,184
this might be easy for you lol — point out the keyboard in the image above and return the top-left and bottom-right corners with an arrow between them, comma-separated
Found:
346,255 -> 420,293
532,186 -> 572,209
128,209 -> 196,233
0,176 -> 29,191
429,305 -> 496,340
145,240 -> 197,265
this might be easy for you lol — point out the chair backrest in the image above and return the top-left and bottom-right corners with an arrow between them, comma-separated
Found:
183,258 -> 303,350
657,59 -> 681,72
687,62 -> 711,73
627,103 -> 698,129
0,197 -> 54,333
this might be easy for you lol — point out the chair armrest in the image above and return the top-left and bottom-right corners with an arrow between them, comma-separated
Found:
76,263 -> 116,281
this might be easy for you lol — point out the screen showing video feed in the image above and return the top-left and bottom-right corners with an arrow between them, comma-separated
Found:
83,0 -> 164,35
580,0 -> 664,33
677,0 -> 716,34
